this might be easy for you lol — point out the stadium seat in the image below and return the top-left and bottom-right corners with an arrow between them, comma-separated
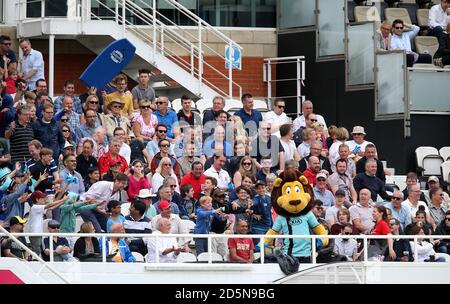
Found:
132,251 -> 144,262
390,175 -> 407,191
195,99 -> 210,113
439,147 -> 450,161
121,202 -> 131,217
415,146 -> 444,176
354,6 -> 381,23
224,99 -> 242,111
416,9 -> 429,27
397,1 -> 419,24
197,252 -> 224,262
414,36 -> 439,58
441,161 -> 450,187
181,219 -> 195,233
177,252 -> 197,263
253,99 -> 268,110
42,219 -> 52,233
171,98 -> 182,113
384,8 -> 412,25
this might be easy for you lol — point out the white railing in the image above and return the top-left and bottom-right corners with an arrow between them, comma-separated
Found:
1,231 -> 449,265
263,56 -> 306,117
0,225 -> 71,284
15,0 -> 242,100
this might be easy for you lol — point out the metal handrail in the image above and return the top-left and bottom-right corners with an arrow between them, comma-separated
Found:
0,225 -> 71,284
2,232 -> 448,265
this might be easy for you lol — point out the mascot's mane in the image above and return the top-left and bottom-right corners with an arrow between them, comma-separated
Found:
271,168 -> 314,217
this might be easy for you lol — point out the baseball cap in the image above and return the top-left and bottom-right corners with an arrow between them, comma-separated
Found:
428,176 -> 439,183
316,172 -> 327,180
335,189 -> 346,197
255,180 -> 266,187
158,200 -> 171,210
10,216 -> 27,226
48,220 -> 60,228
31,190 -> 47,200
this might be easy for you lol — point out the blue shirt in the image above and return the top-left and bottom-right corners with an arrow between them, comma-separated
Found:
154,109 -> 178,138
194,207 -> 222,234
390,25 -> 420,53
234,108 -> 262,135
384,202 -> 412,230
106,215 -> 126,233
53,95 -> 83,114
251,194 -> 273,231
202,140 -> 233,158
22,49 -> 45,91
313,187 -> 336,208
75,124 -> 96,143
272,212 -> 320,257
60,169 -> 85,196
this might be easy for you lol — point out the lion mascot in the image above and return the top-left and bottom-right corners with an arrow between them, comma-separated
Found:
265,169 -> 328,263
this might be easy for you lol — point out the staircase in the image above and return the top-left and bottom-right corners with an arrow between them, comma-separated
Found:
15,0 -> 242,101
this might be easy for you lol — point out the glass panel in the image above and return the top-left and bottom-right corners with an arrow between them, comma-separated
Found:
347,22 -> 375,85
317,0 -> 345,57
376,52 -> 405,115
409,69 -> 450,112
279,0 -> 315,29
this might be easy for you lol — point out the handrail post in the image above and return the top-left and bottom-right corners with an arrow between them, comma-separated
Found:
297,58 -> 301,117
122,0 -> 126,37
49,233 -> 54,262
198,19 -> 203,94
207,235 -> 212,264
102,236 -> 106,263
161,24 -> 164,56
115,0 -> 119,24
311,235 -> 316,264
41,0 -> 45,18
228,41 -> 233,99
260,236 -> 264,264
190,45 -> 194,75
414,236 -> 418,263
363,237 -> 368,262
155,234 -> 160,263
267,59 -> 272,102
152,0 -> 156,60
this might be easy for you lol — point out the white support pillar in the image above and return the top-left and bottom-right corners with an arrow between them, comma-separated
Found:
49,34 -> 55,99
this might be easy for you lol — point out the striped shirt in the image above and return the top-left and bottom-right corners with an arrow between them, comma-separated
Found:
9,122 -> 33,165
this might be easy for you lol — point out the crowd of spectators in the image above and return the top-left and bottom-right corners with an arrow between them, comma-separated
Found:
0,33 -> 450,265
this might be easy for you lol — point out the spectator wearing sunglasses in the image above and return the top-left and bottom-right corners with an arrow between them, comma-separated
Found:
132,99 -> 158,143
263,98 -> 291,136
293,100 -> 328,134
102,99 -> 133,140
150,139 -> 181,180
80,94 -> 103,127
146,124 -> 175,159
385,218 -> 414,262
153,96 -> 178,139
390,19 -> 432,67
385,190 -> 411,230
0,35 -> 17,74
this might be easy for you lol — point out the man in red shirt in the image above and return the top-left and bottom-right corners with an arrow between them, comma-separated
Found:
228,219 -> 254,263
180,161 -> 205,200
302,156 -> 322,186
98,138 -> 128,177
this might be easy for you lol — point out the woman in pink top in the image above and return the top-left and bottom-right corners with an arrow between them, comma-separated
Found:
132,99 -> 158,143
127,160 -> 150,202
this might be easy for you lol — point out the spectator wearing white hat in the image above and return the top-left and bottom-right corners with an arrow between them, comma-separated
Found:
135,188 -> 157,219
345,126 -> 373,159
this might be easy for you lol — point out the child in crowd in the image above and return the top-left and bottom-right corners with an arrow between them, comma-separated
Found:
27,190 -> 69,255
106,200 -> 126,233
251,180 -> 273,240
197,176 -> 217,201
84,167 -> 100,190
179,184 -> 196,222
194,196 -> 223,255
5,68 -> 20,95
230,185 -> 254,230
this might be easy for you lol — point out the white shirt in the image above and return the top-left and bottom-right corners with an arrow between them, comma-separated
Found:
145,231 -> 179,263
409,240 -> 436,262
151,172 -> 179,193
402,199 -> 430,219
292,114 -> 327,132
345,140 -> 373,155
263,111 -> 291,136
79,181 -> 122,211
390,25 -> 420,53
428,4 -> 450,29
328,140 -> 346,164
27,204 -> 46,233
204,166 -> 231,189
280,139 -> 297,161
151,214 -> 189,245
297,142 -> 311,159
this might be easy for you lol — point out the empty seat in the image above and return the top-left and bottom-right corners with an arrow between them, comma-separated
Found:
177,252 -> 197,263
415,146 -> 444,176
397,2 -> 419,24
181,219 -> 195,233
354,6 -> 381,23
439,147 -> 450,161
253,99 -> 268,110
347,0 -> 356,22
197,252 -> 224,262
195,99 -> 210,113
170,98 -> 182,113
384,8 -> 412,25
224,99 -> 242,111
441,161 -> 450,186
416,9 -> 430,27
415,36 -> 439,57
